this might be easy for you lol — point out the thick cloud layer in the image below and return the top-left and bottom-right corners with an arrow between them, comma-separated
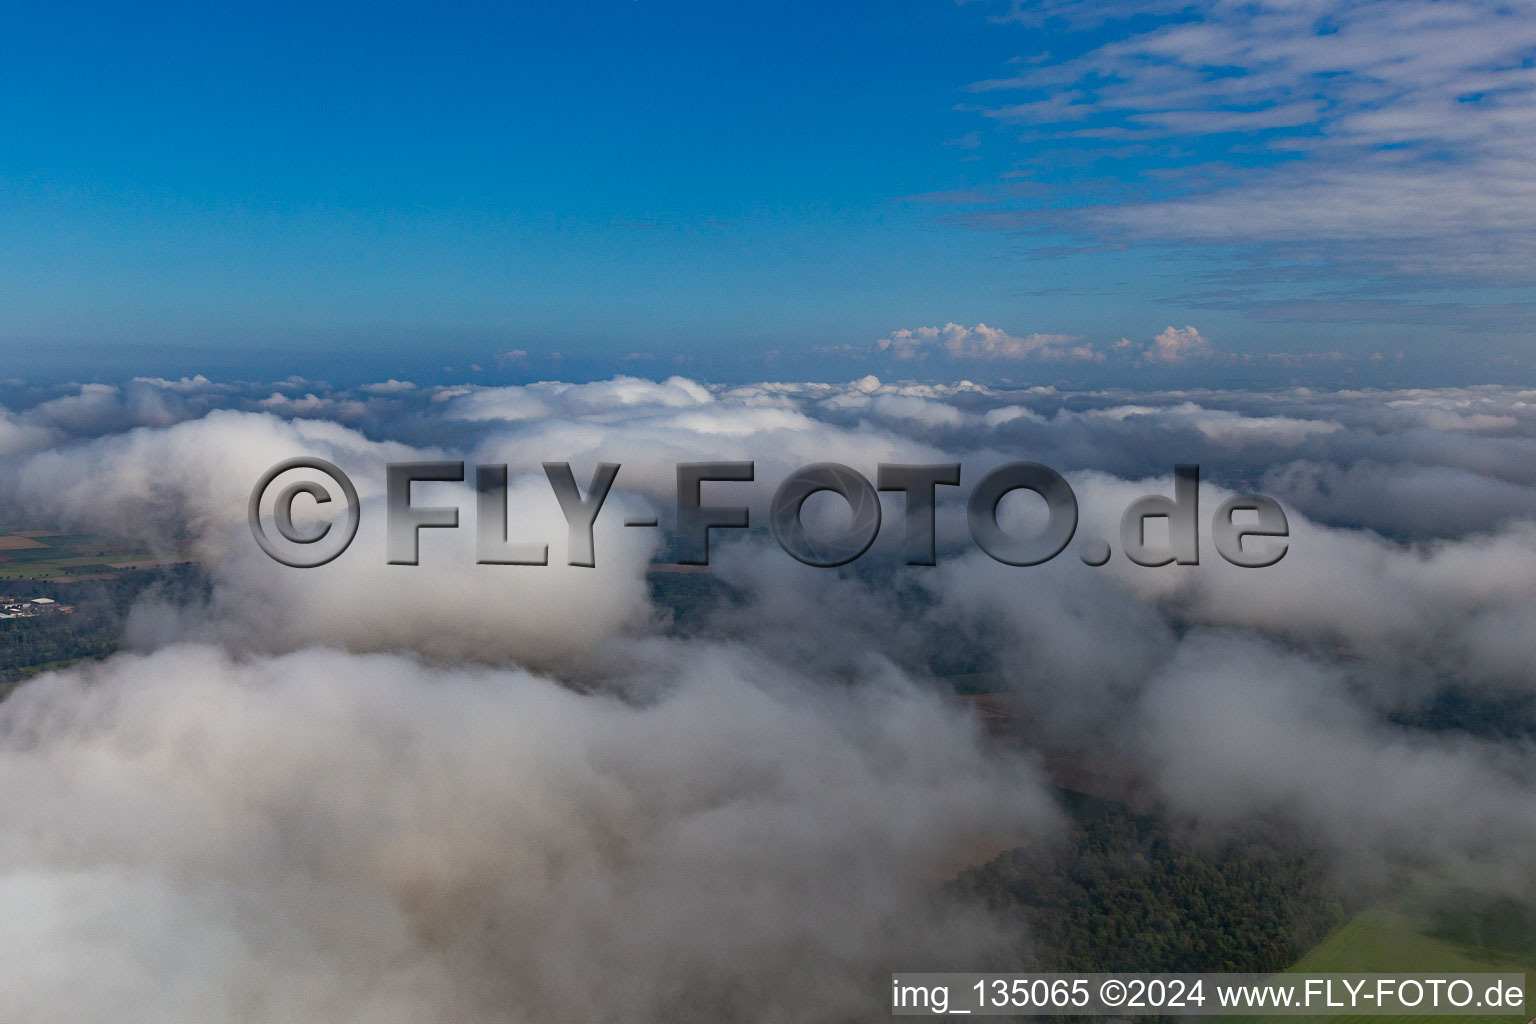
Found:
1,372 -> 1534,1019
0,645 -> 1053,1023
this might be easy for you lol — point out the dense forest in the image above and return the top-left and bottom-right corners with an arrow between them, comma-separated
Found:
0,566 -> 207,694
1388,687 -> 1536,741
952,791 -> 1348,974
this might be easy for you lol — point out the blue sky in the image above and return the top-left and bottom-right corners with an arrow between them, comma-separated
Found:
2,0 -> 1533,385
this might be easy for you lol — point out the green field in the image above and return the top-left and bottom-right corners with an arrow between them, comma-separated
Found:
1293,904 -> 1533,976
0,531 -> 186,581
1214,894 -> 1534,1024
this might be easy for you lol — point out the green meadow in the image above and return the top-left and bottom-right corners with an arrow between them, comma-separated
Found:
1214,893 -> 1533,1024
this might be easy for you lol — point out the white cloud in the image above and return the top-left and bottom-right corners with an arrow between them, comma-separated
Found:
445,376 -> 714,423
258,392 -> 369,421
6,370 -> 1536,1018
0,644 -> 1054,1022
875,323 -> 1099,361
964,0 -> 1536,283
359,379 -> 417,395
129,374 -> 219,392
1145,325 -> 1212,363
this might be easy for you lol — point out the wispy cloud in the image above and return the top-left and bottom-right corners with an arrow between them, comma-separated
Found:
875,322 -> 1099,360
962,0 -> 1536,284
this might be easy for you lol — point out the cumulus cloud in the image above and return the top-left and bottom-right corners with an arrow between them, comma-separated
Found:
1,371 -> 1535,1018
360,378 -> 418,395
1134,631 -> 1536,882
129,374 -> 222,392
868,323 -> 1217,366
8,410 -> 412,559
184,471 -> 660,666
258,392 -> 370,421
875,323 -> 1099,361
28,383 -> 178,435
444,376 -> 714,424
0,408 -> 54,456
0,644 -> 1056,1023
1144,325 -> 1212,364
